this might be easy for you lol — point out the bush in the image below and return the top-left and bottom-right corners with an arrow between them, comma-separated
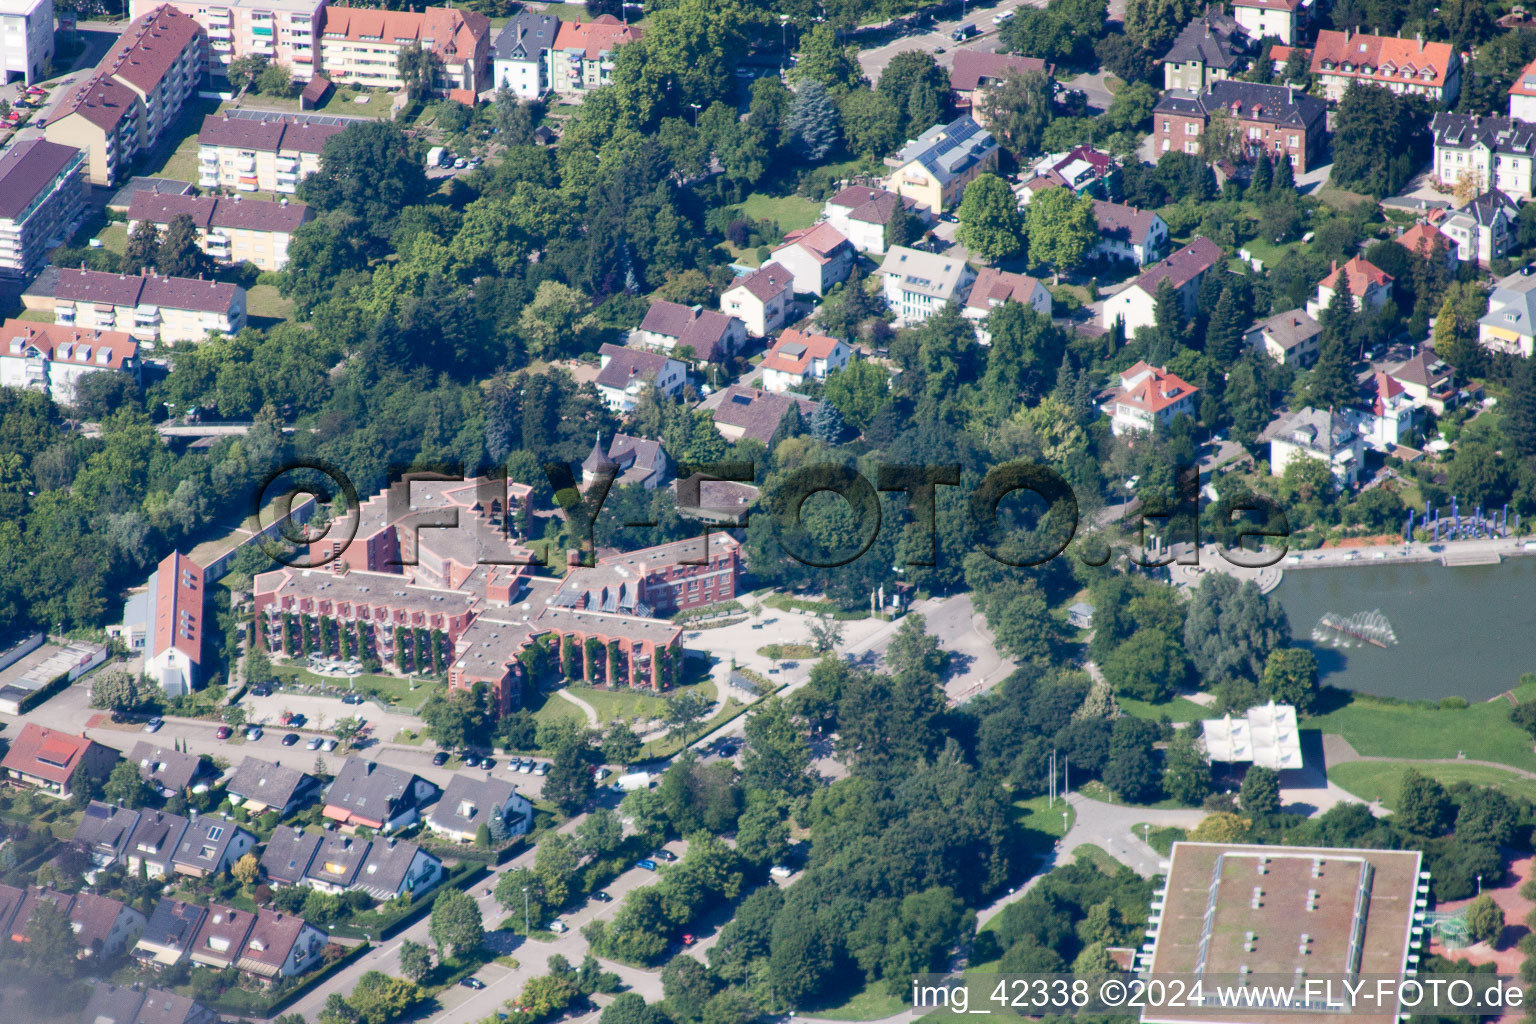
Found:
1438,696 -> 1468,710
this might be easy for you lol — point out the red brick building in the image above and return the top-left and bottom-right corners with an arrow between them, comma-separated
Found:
1152,79 -> 1328,173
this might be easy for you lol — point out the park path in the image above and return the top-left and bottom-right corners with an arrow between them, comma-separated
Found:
1323,734 -> 1536,781
554,687 -> 600,727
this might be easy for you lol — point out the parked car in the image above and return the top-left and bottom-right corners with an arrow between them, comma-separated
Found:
463,753 -> 481,769
519,761 -> 534,774
460,977 -> 486,990
246,726 -> 264,741
549,920 -> 568,933
508,757 -> 523,771
143,717 -> 163,732
534,761 -> 549,776
636,859 -> 658,871
215,725 -> 233,740
480,757 -> 496,770
454,157 -> 468,169
992,9 -> 1015,23
341,692 -> 365,705
770,864 -> 794,878
682,933 -> 695,945
592,891 -> 614,903
652,849 -> 677,863
306,736 -> 323,750
323,739 -> 338,752
432,751 -> 449,766
251,684 -> 272,697
282,733 -> 300,746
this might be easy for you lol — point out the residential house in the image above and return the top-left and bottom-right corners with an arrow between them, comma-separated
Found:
134,0 -> 326,83
1261,406 -> 1365,487
1389,345 -> 1463,414
595,343 -> 687,413
1100,236 -> 1223,333
1512,58 -> 1536,120
124,809 -> 190,878
132,897 -> 208,967
1347,370 -> 1420,450
1,723 -> 120,800
1430,113 -> 1536,201
80,985 -> 214,1024
0,883 -> 23,936
760,329 -> 852,392
171,815 -> 256,878
961,267 -> 1052,344
225,756 -> 319,816
492,11 -> 558,98
1017,145 -> 1121,204
188,903 -> 253,970
68,891 -> 146,958
551,14 -> 640,96
1480,266 -> 1536,357
582,433 -> 670,489
1441,189 -> 1518,265
44,6 -> 207,186
259,826 -> 322,886
318,7 -> 491,96
196,112 -> 345,195
821,185 -> 928,254
633,300 -> 745,363
1102,361 -> 1199,435
1091,200 -> 1169,266
1152,80 -> 1327,170
949,51 -> 1052,119
302,832 -> 369,892
0,0 -> 53,85
126,193 -> 313,272
1161,8 -> 1248,92
721,263 -> 794,337
426,775 -> 533,844
1245,308 -> 1321,367
0,320 -> 141,407
354,836 -> 443,900
45,268 -> 247,345
769,222 -> 855,297
877,245 -> 977,323
1230,0 -> 1304,44
1397,220 -> 1458,269
233,908 -> 326,982
73,802 -> 142,869
322,757 -> 439,833
883,115 -> 999,213
1310,29 -> 1460,105
699,385 -> 821,445
143,550 -> 203,696
127,741 -> 212,797
0,139 -> 88,277
1306,256 -> 1393,317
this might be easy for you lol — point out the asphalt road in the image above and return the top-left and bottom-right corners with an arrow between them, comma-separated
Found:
857,0 -> 1049,84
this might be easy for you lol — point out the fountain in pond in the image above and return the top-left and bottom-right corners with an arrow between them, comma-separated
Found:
1313,609 -> 1398,649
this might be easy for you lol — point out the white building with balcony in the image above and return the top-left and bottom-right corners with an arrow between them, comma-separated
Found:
0,140 -> 86,277
0,0 -> 54,86
132,0 -> 326,81
197,111 -> 344,193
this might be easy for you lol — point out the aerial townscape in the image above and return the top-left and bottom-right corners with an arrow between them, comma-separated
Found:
12,0 -> 1536,1021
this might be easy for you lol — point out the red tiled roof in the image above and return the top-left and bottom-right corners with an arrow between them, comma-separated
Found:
1310,30 -> 1455,89
1132,236 -> 1223,294
965,267 -> 1044,312
1,319 -> 138,370
596,342 -> 672,390
1370,370 -> 1406,416
55,73 -> 140,133
153,551 -> 204,665
950,50 -> 1051,92
1232,0 -> 1302,10
53,267 -> 239,314
1092,199 -> 1161,241
1,724 -> 100,785
100,5 -> 203,97
773,222 -> 851,263
127,192 -> 310,233
198,113 -> 345,155
1114,362 -> 1199,415
1398,222 -> 1451,257
727,263 -> 793,302
1319,255 -> 1392,296
0,140 -> 81,221
320,6 -> 490,66
553,14 -> 641,59
761,328 -> 842,374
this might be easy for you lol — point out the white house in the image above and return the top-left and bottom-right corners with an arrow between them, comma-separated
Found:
1306,256 -> 1393,318
633,300 -> 746,363
1091,200 -> 1168,266
877,245 -> 976,324
1101,361 -> 1199,436
1440,189 -> 1518,266
722,263 -> 794,337
1245,308 -> 1321,367
1345,370 -> 1419,451
769,222 -> 856,296
1479,266 -> 1536,357
0,320 -> 141,406
491,12 -> 557,98
0,0 -> 54,85
821,185 -> 929,254
1100,236 -> 1223,334
1261,406 -> 1364,488
426,775 -> 533,845
962,267 -> 1052,344
595,343 -> 686,414
1512,59 -> 1536,121
1430,113 -> 1536,202
1230,0 -> 1303,44
760,329 -> 851,393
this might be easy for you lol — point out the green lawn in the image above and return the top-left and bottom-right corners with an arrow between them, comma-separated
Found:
1134,823 -> 1188,856
1078,779 -> 1192,810
320,88 -> 395,117
735,193 -> 822,233
94,223 -> 127,254
245,283 -> 294,325
1329,760 -> 1536,809
525,686 -> 586,735
802,987 -> 910,1021
567,683 -> 669,725
1308,687 -> 1536,773
270,664 -> 441,712
1117,694 -> 1214,723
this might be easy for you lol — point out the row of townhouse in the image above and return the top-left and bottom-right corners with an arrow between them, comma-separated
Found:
45,5 -> 206,187
80,983 -> 214,1024
23,265 -> 246,344
0,883 -> 145,959
132,899 -> 326,981
68,801 -> 258,879
131,0 -> 324,81
259,827 -> 442,898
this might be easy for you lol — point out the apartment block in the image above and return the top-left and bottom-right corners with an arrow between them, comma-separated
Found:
126,192 -> 311,271
0,139 -> 86,277
318,6 -> 490,96
132,0 -> 324,80
45,5 -> 206,185
551,14 -> 639,96
39,266 -> 245,343
197,111 -> 344,193
0,320 -> 140,405
0,0 -> 54,86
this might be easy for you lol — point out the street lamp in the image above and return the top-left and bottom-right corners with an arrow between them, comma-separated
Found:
522,886 -> 531,936
779,14 -> 790,70
1477,874 -> 1483,895
689,102 -> 701,127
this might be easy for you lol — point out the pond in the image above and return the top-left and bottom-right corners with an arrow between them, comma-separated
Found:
1274,557 -> 1536,702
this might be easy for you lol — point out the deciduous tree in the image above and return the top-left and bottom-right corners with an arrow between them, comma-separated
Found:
956,173 -> 1025,263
